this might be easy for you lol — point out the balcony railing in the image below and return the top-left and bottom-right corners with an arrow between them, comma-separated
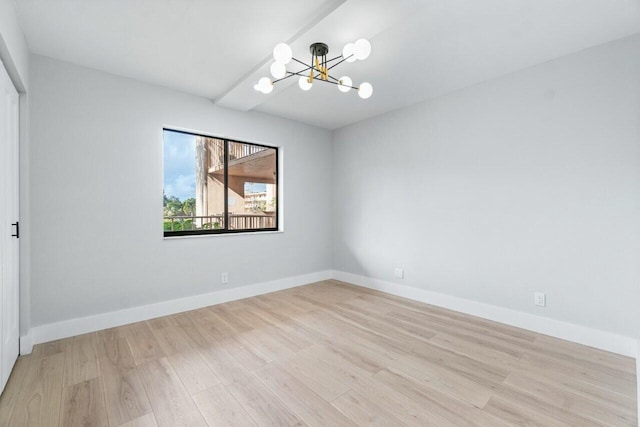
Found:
207,139 -> 269,172
164,214 -> 275,231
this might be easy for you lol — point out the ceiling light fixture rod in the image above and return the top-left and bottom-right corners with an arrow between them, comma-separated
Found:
284,69 -> 356,89
271,55 -> 358,84
292,57 -> 313,67
323,73 -> 341,84
272,55 -> 344,84
280,69 -> 354,88
272,65 -> 336,84
293,55 -> 343,70
308,78 -> 358,90
326,55 -> 352,71
255,39 -> 373,99
273,70 -> 310,84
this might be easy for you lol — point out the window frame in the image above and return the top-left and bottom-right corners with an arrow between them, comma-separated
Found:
163,128 -> 279,238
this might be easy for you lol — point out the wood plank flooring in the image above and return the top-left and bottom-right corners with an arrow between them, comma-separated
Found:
0,280 -> 636,426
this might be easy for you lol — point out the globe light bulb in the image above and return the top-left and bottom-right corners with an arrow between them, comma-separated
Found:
298,76 -> 313,91
353,39 -> 371,60
342,42 -> 356,63
338,76 -> 352,93
358,82 -> 373,99
258,77 -> 272,94
273,43 -> 292,65
270,62 -> 286,79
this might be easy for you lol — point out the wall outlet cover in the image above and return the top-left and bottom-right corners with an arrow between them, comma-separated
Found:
534,292 -> 546,307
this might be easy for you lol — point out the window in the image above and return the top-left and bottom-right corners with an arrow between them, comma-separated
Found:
163,129 -> 278,237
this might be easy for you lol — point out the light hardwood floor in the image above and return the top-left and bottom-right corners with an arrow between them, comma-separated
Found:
0,280 -> 636,426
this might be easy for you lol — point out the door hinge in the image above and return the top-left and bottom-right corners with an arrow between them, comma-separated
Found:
11,222 -> 19,239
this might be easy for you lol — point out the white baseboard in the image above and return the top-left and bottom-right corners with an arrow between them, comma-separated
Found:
332,270 -> 638,358
19,332 -> 32,356
19,270 -> 332,355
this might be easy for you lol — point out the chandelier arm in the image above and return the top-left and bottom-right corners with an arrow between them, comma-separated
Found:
305,62 -> 326,77
299,56 -> 324,79
293,64 -> 314,74
271,73 -> 297,85
272,62 -> 316,84
273,69 -> 312,84
273,73 -> 358,90
289,54 -> 351,76
272,68 -> 320,85
327,55 -> 352,71
325,73 -> 341,83
325,55 -> 344,64
292,57 -> 311,68
313,78 -> 359,90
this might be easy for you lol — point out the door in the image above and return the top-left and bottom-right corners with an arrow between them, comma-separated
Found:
0,58 -> 19,392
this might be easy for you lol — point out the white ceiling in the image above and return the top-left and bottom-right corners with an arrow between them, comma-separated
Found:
16,0 -> 640,129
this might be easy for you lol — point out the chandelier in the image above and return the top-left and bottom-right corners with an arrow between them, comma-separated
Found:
254,39 -> 373,99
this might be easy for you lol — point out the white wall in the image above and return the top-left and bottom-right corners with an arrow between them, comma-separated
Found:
28,55 -> 333,327
333,35 -> 640,340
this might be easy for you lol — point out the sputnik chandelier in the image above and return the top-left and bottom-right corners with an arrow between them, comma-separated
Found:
254,39 -> 373,99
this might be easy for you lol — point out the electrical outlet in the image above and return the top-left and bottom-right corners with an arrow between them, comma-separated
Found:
221,272 -> 229,284
394,268 -> 404,279
534,292 -> 546,307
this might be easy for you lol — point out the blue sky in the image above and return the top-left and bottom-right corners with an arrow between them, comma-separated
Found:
163,130 -> 195,201
163,130 -> 267,201
245,182 -> 267,192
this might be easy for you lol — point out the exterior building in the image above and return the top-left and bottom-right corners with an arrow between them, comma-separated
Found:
194,136 -> 276,229
245,191 -> 267,211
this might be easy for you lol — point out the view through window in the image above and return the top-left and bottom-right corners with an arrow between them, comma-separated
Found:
163,129 -> 278,236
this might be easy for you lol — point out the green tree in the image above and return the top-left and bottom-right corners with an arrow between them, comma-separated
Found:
164,195 -> 183,217
182,198 -> 196,216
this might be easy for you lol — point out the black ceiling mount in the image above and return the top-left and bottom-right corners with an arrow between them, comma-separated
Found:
309,42 -> 329,57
